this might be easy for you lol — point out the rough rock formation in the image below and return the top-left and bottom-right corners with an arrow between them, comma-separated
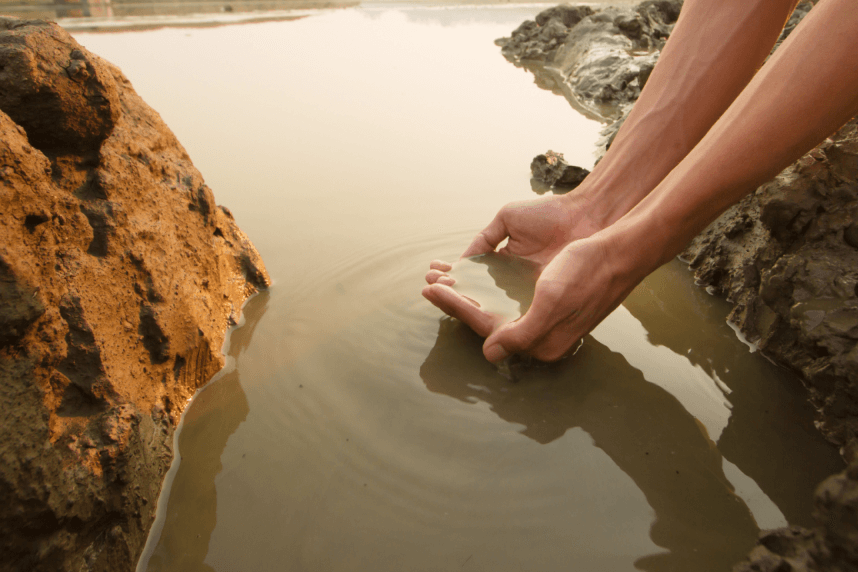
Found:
683,119 -> 858,450
686,115 -> 858,572
734,456 -> 858,572
529,150 -> 589,193
0,17 -> 269,572
500,2 -> 855,571
499,1 -> 683,183
496,1 -> 682,121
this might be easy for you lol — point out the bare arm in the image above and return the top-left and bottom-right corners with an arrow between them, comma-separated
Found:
483,0 -> 858,362
448,0 -> 801,263
572,0 -> 801,229
616,0 -> 858,271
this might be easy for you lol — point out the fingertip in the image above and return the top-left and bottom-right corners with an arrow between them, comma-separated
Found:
460,244 -> 488,259
430,260 -> 453,272
484,342 -> 510,363
426,269 -> 455,286
461,217 -> 509,259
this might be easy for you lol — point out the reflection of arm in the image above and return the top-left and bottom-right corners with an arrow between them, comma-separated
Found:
576,0 -> 801,228
607,0 -> 858,276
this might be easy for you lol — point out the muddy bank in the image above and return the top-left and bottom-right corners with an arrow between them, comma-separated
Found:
0,17 -> 269,571
690,113 -> 858,572
498,2 -> 856,571
496,1 -> 681,122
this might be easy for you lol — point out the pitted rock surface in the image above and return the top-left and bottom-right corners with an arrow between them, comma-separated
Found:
0,17 -> 269,572
496,1 -> 682,120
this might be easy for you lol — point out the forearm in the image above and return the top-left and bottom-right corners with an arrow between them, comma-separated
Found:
609,0 -> 858,275
573,0 -> 800,227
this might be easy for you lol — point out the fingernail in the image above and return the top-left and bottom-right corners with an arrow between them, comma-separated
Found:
484,343 -> 510,363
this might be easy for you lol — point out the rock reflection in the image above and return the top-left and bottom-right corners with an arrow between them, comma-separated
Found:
420,319 -> 758,572
622,261 -> 843,528
141,291 -> 269,572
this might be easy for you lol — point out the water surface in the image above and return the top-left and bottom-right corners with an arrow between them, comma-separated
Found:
73,7 -> 842,572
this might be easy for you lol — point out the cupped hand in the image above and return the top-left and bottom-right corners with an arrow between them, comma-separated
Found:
422,193 -> 611,356
464,193 -> 602,266
424,230 -> 642,362
480,236 -> 642,362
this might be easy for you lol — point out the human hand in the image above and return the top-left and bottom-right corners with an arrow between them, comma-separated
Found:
422,193 -> 611,356
425,228 -> 645,362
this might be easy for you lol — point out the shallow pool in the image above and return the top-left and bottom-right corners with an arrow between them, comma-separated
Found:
74,6 -> 842,571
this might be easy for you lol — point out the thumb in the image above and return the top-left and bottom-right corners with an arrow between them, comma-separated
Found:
482,301 -> 553,363
461,212 -> 510,259
483,337 -> 511,363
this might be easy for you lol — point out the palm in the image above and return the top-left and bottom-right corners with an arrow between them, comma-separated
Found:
423,194 -> 602,338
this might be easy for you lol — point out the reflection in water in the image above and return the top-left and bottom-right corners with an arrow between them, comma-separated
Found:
420,256 -> 842,569
140,292 -> 269,572
450,253 -> 539,321
622,262 -> 843,527
421,321 -> 757,572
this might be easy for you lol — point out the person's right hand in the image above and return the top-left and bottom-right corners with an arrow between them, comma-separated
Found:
422,192 -> 604,339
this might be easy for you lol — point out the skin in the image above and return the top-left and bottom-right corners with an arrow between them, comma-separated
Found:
424,0 -> 858,363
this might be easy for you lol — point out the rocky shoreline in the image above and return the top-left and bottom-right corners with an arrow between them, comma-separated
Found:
0,18 -> 269,571
498,2 -> 857,571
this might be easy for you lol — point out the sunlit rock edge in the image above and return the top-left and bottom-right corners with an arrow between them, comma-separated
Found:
0,17 -> 269,572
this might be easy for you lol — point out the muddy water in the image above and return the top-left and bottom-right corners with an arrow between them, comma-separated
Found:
450,254 -> 540,321
73,6 -> 843,572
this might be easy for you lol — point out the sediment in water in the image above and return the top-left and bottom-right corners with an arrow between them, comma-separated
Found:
498,2 -> 857,570
0,18 -> 269,571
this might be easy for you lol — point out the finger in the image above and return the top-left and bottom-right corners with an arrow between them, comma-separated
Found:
528,319 -> 583,362
422,284 -> 501,338
430,260 -> 453,272
425,269 -> 455,285
482,285 -> 564,362
460,212 -> 511,258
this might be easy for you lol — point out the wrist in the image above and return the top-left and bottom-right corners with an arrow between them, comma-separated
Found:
597,205 -> 671,285
556,183 -> 611,236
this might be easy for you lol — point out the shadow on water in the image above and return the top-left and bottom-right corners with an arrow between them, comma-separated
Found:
142,291 -> 270,572
421,320 -> 758,572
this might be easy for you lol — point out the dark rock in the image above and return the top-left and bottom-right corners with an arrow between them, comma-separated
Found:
497,1 -> 683,120
534,5 -> 593,28
684,120 -> 858,448
735,459 -> 858,572
530,151 -> 589,192
844,223 -> 858,248
0,18 -> 269,572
